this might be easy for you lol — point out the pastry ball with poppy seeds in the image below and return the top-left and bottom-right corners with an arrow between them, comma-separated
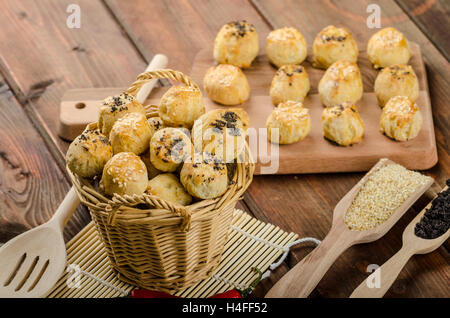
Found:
100,152 -> 148,196
374,64 -> 419,107
266,27 -> 307,68
158,85 -> 205,129
109,112 -> 152,155
98,93 -> 146,137
313,25 -> 358,69
270,64 -> 310,106
214,20 -> 259,68
180,153 -> 228,199
150,128 -> 193,172
321,102 -> 364,146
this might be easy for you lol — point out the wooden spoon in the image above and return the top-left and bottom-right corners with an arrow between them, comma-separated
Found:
265,158 -> 434,298
0,54 -> 168,297
350,186 -> 449,298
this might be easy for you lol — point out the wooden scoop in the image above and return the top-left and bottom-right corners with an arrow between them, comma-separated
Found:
265,158 -> 434,298
0,54 -> 168,297
350,185 -> 449,298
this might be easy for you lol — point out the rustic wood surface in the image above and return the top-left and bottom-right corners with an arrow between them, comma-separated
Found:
0,0 -> 448,298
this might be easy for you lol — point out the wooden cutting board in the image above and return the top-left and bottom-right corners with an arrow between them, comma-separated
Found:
58,42 -> 437,175
190,42 -> 437,174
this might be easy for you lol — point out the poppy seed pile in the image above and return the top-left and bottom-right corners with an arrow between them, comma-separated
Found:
414,179 -> 450,239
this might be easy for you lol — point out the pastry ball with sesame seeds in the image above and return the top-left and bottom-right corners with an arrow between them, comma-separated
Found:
266,101 -> 311,144
150,128 -> 193,172
158,85 -> 205,129
321,102 -> 364,146
374,64 -> 419,107
66,127 -> 112,178
318,60 -> 363,107
203,64 -> 250,106
146,173 -> 192,206
266,27 -> 307,68
180,152 -> 228,200
312,25 -> 358,69
270,64 -> 310,106
98,93 -> 146,137
367,27 -> 411,69
109,112 -> 152,155
192,108 -> 249,163
380,96 -> 422,142
100,152 -> 148,196
214,20 -> 259,68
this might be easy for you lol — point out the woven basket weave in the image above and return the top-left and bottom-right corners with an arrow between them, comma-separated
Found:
69,69 -> 255,293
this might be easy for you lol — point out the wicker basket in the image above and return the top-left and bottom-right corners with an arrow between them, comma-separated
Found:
69,69 -> 255,293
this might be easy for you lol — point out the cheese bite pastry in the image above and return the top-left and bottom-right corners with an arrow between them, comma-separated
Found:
318,60 -> 363,107
150,128 -> 193,172
270,64 -> 310,106
109,112 -> 152,155
146,173 -> 192,206
98,93 -> 146,137
214,20 -> 259,68
100,152 -> 148,196
266,27 -> 307,68
66,127 -> 112,178
203,64 -> 250,106
313,25 -> 358,69
158,85 -> 205,129
380,96 -> 422,141
266,101 -> 311,144
321,102 -> 364,146
367,27 -> 411,69
374,64 -> 419,107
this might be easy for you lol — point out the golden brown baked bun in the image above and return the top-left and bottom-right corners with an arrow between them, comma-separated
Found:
380,96 -> 422,141
109,112 -> 152,155
100,152 -> 148,196
321,102 -> 364,146
374,64 -> 419,107
158,85 -> 205,129
270,64 -> 310,106
147,117 -> 165,138
192,108 -> 249,163
146,173 -> 192,206
367,27 -> 411,69
266,101 -> 311,144
213,20 -> 259,68
98,93 -> 146,137
318,60 -> 363,107
203,64 -> 250,106
312,25 -> 358,69
266,27 -> 307,68
66,128 -> 112,178
150,128 -> 193,172
180,153 -> 228,199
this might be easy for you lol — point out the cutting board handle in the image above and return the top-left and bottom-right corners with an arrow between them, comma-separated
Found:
265,227 -> 354,298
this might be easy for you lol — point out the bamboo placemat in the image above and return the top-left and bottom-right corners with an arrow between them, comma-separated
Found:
47,209 -> 298,298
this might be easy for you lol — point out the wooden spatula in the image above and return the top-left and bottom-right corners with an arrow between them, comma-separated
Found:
58,53 -> 168,141
265,158 -> 434,298
0,54 -> 168,297
350,185 -> 449,298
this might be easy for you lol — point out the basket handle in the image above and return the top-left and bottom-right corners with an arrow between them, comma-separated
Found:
105,193 -> 192,232
125,69 -> 199,97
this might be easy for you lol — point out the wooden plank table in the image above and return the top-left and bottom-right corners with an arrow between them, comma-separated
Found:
0,0 -> 448,298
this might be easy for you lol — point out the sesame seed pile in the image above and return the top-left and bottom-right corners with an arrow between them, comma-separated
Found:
345,163 -> 431,231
